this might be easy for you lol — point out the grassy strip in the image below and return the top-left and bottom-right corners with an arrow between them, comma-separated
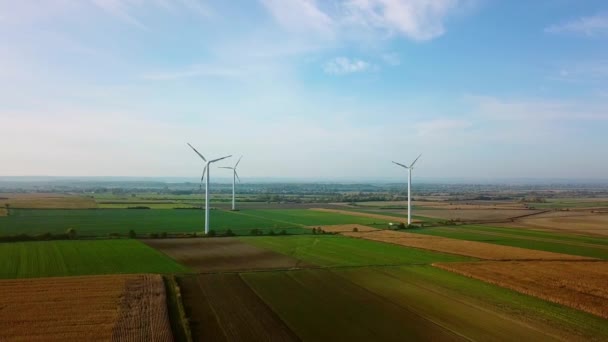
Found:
163,276 -> 193,342
410,225 -> 608,259
241,235 -> 473,266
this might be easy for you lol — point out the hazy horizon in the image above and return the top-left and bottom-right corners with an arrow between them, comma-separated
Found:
2,1 -> 607,179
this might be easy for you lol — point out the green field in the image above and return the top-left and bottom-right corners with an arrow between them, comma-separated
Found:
0,208 -> 390,237
242,266 -> 608,341
409,225 -> 608,259
0,240 -> 189,278
240,235 -> 473,266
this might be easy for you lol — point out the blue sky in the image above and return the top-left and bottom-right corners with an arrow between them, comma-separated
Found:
1,0 -> 607,180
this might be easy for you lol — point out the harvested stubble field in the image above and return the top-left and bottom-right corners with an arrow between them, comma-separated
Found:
506,211 -> 608,237
0,274 -> 173,341
342,229 -> 595,260
434,261 -> 608,319
143,238 -> 308,272
0,207 -> 6,216
0,193 -> 97,209
178,273 -> 298,341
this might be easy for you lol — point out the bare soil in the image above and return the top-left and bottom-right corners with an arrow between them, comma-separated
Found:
0,193 -> 97,209
143,237 -> 308,272
178,273 -> 298,341
0,274 -> 172,341
341,230 -> 595,261
434,261 -> 608,319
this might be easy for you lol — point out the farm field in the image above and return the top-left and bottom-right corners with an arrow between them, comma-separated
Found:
0,240 -> 188,279
404,208 -> 541,222
341,229 -> 595,260
310,207 -> 419,223
240,235 -> 473,266
0,193 -> 97,209
143,238 -> 308,272
0,208 -> 388,237
410,225 -> 608,259
242,267 -> 608,341
504,211 -> 608,236
0,274 -> 173,341
435,261 -> 608,319
178,273 -> 298,341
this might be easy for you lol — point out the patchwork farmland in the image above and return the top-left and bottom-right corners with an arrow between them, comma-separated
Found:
1,192 -> 607,340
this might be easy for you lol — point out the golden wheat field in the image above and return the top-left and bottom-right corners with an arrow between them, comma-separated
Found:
0,274 -> 173,341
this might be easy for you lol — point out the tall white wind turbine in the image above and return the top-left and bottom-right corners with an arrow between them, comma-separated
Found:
392,154 -> 422,226
187,143 -> 231,234
219,156 -> 242,211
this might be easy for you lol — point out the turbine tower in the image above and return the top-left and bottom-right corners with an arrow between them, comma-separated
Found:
219,156 -> 242,211
392,154 -> 421,226
187,143 -> 231,234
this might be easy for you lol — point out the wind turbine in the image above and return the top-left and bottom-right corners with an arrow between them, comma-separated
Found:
392,154 -> 421,226
187,143 -> 231,235
219,156 -> 242,211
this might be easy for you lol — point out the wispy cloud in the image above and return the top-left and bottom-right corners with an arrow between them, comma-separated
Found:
91,0 -> 213,29
260,0 -> 334,36
468,95 -> 608,121
260,0 -> 467,42
323,57 -> 371,75
142,64 -> 247,81
545,12 -> 608,37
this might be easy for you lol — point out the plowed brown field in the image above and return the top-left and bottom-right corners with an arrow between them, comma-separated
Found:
0,208 -> 7,216
144,238 -> 308,272
342,230 -> 595,261
178,274 -> 298,341
0,274 -> 173,341
434,261 -> 608,319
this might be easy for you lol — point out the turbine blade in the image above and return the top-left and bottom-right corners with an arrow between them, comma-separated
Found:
187,143 -> 207,162
210,155 -> 232,163
235,156 -> 243,168
409,154 -> 422,168
201,165 -> 208,184
392,161 -> 408,169
235,171 -> 241,183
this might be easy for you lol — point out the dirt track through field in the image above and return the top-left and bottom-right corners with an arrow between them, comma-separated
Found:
310,208 -> 421,223
435,261 -> 608,319
342,230 -> 595,261
0,274 -> 172,341
178,274 -> 298,341
144,238 -> 308,272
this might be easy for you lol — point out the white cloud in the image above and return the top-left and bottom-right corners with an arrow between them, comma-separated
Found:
142,64 -> 247,80
545,12 -> 608,37
260,0 -> 466,42
323,57 -> 371,74
468,95 -> 608,121
260,0 -> 334,36
382,52 -> 401,65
